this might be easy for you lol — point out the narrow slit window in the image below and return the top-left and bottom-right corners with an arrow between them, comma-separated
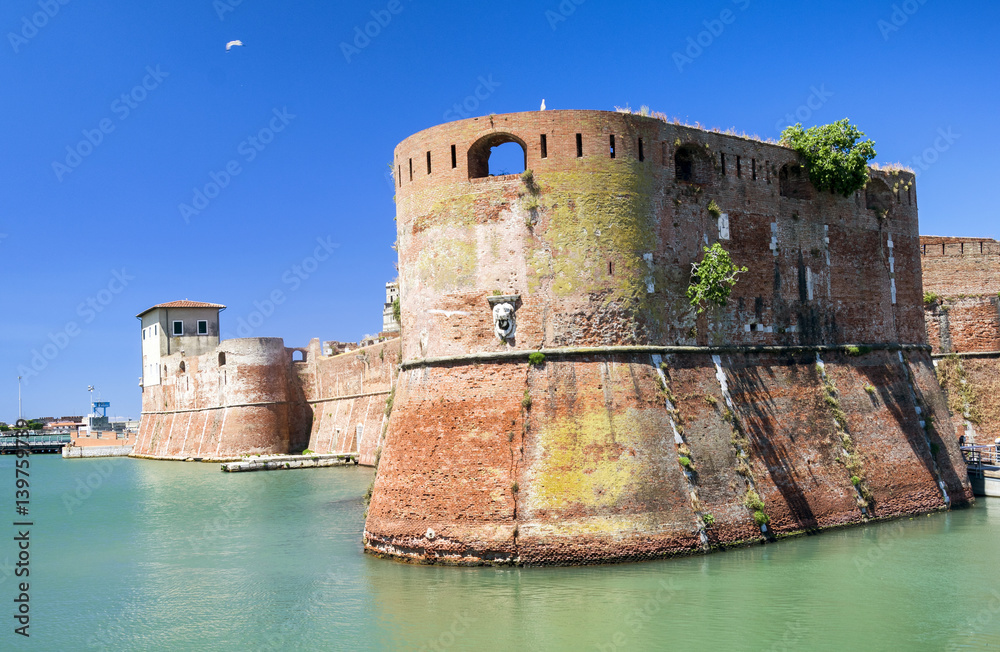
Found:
638,138 -> 644,162
721,153 -> 726,176
752,158 -> 757,181
397,165 -> 401,187
608,261 -> 614,276
576,133 -> 583,158
451,145 -> 457,168
409,158 -> 413,181
426,151 -> 432,175
609,135 -> 616,159
540,134 -> 548,159
736,156 -> 742,179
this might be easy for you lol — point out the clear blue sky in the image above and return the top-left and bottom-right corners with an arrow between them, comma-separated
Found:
1,0 -> 996,421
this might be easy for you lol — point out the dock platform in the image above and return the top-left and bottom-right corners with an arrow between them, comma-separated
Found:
221,453 -> 358,473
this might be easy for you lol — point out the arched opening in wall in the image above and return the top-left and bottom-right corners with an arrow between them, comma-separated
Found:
865,179 -> 893,214
218,352 -> 226,366
467,133 -> 527,179
779,164 -> 814,200
292,350 -> 305,363
179,361 -> 186,373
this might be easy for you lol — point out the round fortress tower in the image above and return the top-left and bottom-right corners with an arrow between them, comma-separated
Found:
364,110 -> 969,565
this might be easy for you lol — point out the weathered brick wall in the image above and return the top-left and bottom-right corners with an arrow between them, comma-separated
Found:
365,351 -> 970,565
299,338 -> 401,466
921,237 -> 1000,354
134,338 -> 291,460
134,336 -> 401,464
393,110 -> 923,362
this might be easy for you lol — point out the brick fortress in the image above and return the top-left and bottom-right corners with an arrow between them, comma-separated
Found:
363,110 -> 972,565
132,288 -> 400,466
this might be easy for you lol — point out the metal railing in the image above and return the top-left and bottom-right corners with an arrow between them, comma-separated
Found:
961,445 -> 1000,468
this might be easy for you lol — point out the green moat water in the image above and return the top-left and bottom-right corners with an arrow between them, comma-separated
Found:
3,455 -> 998,650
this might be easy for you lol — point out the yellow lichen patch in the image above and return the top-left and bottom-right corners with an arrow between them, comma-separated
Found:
414,236 -> 477,292
534,165 -> 658,302
528,406 -> 648,512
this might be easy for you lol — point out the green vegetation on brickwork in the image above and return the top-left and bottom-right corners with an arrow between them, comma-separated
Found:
702,513 -> 715,527
820,367 -> 875,508
392,297 -> 400,324
528,352 -> 546,366
679,455 -> 694,470
302,449 -> 313,455
780,119 -> 877,197
936,354 -> 980,424
521,389 -> 532,410
864,384 -> 877,396
686,243 -> 747,314
707,199 -> 722,218
845,345 -> 872,357
923,291 -> 939,306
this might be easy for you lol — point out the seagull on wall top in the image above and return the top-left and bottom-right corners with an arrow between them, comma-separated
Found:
540,99 -> 546,111
226,40 -> 244,51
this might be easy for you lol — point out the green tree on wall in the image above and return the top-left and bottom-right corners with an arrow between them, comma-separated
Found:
686,243 -> 747,313
780,119 -> 877,197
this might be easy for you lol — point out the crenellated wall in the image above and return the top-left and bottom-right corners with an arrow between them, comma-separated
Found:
366,110 -> 971,566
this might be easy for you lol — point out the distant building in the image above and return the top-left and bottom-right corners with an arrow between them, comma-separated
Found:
136,300 -> 226,387
382,281 -> 400,334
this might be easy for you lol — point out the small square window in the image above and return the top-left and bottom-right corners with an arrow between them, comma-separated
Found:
197,320 -> 208,335
173,321 -> 184,336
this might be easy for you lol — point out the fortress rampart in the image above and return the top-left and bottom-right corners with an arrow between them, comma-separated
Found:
364,110 -> 971,566
921,236 -> 1000,355
133,337 -> 399,463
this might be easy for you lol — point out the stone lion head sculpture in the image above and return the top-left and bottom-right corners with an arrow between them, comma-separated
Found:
493,302 -> 516,341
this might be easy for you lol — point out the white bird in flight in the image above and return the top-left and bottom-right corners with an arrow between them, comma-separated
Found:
226,40 -> 244,51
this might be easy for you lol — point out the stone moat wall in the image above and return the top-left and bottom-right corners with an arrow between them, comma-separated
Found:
365,109 -> 971,566
133,337 -> 399,463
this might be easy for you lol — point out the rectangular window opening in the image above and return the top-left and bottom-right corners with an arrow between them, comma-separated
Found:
576,133 -> 583,158
451,145 -> 457,169
426,151 -> 431,175
736,156 -> 742,179
397,165 -> 401,187
540,134 -> 548,159
752,158 -> 757,181
638,138 -> 645,162
173,321 -> 183,336
197,320 -> 208,335
609,135 -> 616,159
721,153 -> 726,175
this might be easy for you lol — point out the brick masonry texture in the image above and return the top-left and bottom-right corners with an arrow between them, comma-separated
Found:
921,236 -> 1000,354
134,337 -> 399,463
365,110 -> 971,566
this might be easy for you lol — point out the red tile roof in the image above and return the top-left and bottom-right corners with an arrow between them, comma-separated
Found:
136,300 -> 226,317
